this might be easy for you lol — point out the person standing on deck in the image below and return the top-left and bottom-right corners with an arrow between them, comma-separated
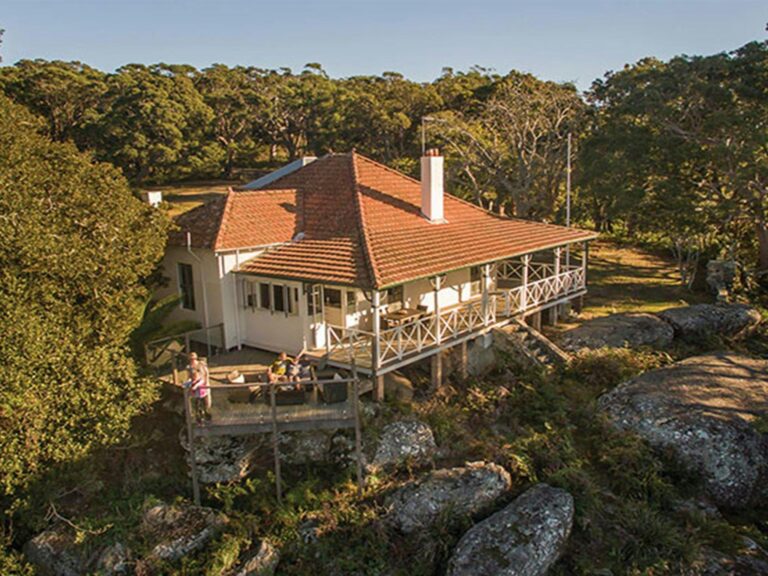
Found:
187,352 -> 211,421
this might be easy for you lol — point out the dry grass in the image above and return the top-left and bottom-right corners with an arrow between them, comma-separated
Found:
548,240 -> 711,336
143,180 -> 240,217
585,240 -> 709,317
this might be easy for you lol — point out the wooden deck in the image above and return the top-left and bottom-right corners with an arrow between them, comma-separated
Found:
183,378 -> 365,505
196,386 -> 356,437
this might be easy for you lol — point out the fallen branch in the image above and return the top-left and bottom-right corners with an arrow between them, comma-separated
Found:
46,501 -> 112,536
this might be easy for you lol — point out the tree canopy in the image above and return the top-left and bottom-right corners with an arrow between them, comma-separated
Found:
0,94 -> 168,497
1,40 -> 766,280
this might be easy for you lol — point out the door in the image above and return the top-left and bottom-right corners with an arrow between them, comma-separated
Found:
307,284 -> 325,349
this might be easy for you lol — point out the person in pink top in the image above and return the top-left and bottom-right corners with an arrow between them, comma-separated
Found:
185,356 -> 211,424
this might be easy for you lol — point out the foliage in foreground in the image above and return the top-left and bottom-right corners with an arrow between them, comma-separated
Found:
0,94 -> 168,504
15,347 -> 763,576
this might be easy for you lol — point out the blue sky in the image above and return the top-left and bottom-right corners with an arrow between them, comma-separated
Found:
2,0 -> 765,89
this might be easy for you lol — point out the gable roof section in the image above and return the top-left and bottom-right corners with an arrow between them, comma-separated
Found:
168,189 -> 299,251
237,154 -> 374,287
238,152 -> 596,288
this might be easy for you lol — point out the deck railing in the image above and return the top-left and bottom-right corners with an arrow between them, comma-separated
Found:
498,266 -> 585,316
379,297 -> 495,365
183,376 -> 363,505
145,323 -> 225,372
322,263 -> 585,370
186,377 -> 360,434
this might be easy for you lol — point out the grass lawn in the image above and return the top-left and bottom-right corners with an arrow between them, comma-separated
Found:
546,239 -> 712,338
145,179 -> 240,217
583,239 -> 710,317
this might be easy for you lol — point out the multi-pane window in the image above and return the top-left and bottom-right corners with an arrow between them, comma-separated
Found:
308,285 -> 323,316
178,263 -> 196,310
273,284 -> 286,312
324,288 -> 342,308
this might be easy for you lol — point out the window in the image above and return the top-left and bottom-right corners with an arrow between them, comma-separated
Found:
470,266 -> 482,296
308,285 -> 323,316
273,284 -> 286,312
324,287 -> 342,308
178,263 -> 196,310
346,290 -> 357,314
259,283 -> 271,310
244,281 -> 257,309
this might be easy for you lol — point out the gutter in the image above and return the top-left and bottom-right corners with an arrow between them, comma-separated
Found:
186,232 -> 211,339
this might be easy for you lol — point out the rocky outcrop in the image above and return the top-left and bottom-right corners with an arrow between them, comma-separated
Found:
559,313 -> 674,351
23,525 -> 85,576
280,430 -> 334,465
181,432 -> 264,484
232,540 -> 280,576
95,543 -> 132,575
690,541 -> 768,576
371,420 -> 436,470
386,462 -> 511,533
142,503 -> 228,563
599,353 -> 768,508
446,484 -> 574,576
383,371 -> 414,403
24,527 -> 131,576
658,303 -> 760,342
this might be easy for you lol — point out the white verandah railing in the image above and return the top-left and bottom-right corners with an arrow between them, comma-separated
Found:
323,261 -> 586,371
498,265 -> 585,317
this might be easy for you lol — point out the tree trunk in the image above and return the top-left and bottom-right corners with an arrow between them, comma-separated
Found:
756,221 -> 768,272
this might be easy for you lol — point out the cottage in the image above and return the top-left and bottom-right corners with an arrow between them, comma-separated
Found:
159,150 -> 596,397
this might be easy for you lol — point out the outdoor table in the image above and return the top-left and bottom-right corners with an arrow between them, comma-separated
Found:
382,307 -> 423,328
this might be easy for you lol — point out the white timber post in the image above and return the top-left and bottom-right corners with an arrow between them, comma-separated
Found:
481,264 -> 491,325
434,275 -> 442,344
521,254 -> 530,313
371,289 -> 384,402
554,247 -> 561,277
582,241 -> 588,289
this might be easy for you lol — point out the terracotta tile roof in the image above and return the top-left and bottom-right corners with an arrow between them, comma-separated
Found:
237,153 -> 596,288
168,189 -> 298,250
353,155 -> 596,287
170,153 -> 597,288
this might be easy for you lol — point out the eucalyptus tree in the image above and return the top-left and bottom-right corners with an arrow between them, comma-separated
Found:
195,64 -> 256,177
93,63 -> 216,183
0,59 -> 106,145
581,40 -> 768,280
430,71 -> 586,219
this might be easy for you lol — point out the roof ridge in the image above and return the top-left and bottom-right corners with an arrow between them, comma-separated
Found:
254,153 -> 333,189
353,153 -> 423,187
233,188 -> 297,196
350,152 -> 380,289
213,189 -> 237,251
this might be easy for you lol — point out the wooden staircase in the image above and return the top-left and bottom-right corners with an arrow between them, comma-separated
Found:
494,319 -> 570,370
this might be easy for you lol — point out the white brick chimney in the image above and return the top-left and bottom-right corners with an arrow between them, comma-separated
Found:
420,148 -> 445,223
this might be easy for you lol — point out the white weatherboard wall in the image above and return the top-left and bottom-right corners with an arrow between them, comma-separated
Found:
238,276 -> 307,353
159,246 -> 223,332
218,249 -> 263,349
159,246 -> 266,350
